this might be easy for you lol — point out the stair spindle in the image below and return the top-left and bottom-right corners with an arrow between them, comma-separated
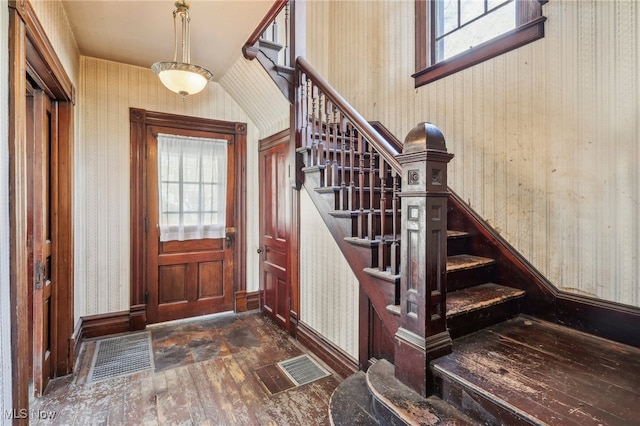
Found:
378,158 -> 388,271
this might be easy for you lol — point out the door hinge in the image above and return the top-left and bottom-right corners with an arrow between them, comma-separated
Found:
144,217 -> 149,233
144,291 -> 149,304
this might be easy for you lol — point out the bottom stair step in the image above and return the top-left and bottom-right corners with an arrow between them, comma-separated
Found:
366,359 -> 477,426
329,360 -> 477,425
329,371 -> 379,426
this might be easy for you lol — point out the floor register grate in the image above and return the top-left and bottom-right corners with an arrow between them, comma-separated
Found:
87,332 -> 154,383
277,354 -> 330,387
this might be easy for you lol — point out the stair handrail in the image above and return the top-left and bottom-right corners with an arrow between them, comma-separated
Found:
242,0 -> 290,60
296,57 -> 402,174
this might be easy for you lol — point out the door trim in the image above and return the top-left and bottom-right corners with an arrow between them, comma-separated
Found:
129,108 -> 247,330
9,0 -> 75,412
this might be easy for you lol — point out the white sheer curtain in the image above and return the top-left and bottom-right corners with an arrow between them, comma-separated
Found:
157,133 -> 228,242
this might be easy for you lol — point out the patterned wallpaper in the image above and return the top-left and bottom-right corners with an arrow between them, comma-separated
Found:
307,0 -> 640,307
299,188 -> 359,360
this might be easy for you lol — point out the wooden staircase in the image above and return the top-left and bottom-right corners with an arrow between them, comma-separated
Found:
243,4 -> 639,424
298,125 -> 527,354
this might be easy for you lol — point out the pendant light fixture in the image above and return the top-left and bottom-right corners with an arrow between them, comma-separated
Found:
152,1 -> 213,99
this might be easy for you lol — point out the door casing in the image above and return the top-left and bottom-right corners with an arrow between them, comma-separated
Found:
129,108 -> 247,330
9,0 -> 75,410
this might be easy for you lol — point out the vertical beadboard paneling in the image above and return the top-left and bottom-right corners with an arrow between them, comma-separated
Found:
77,56 -> 262,320
1,0 -> 12,413
300,189 -> 359,359
307,1 -> 639,307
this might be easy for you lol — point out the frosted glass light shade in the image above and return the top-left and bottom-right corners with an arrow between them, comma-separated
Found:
152,61 -> 213,97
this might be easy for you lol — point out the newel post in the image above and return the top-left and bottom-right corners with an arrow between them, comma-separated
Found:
394,122 -> 454,396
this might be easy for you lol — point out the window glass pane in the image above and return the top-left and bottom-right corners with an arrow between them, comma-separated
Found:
182,183 -> 200,214
436,0 -> 458,37
202,155 -> 214,182
161,182 -> 180,213
488,0 -> 511,11
437,1 -> 515,60
163,212 -> 180,226
183,152 -> 201,182
183,213 -> 199,226
460,0 -> 485,25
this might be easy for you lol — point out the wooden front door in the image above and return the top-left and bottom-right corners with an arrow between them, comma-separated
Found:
28,88 -> 55,396
259,132 -> 291,330
145,127 -> 235,324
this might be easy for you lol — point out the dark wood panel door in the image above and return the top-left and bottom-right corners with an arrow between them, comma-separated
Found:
259,134 -> 290,330
29,89 -> 54,396
145,127 -> 235,324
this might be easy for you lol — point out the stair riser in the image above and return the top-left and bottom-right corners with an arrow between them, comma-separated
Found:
447,298 -> 523,339
435,374 -> 535,426
447,237 -> 470,256
447,266 -> 496,292
347,241 -> 399,274
299,145 -> 374,168
356,214 -> 400,240
331,189 -> 397,213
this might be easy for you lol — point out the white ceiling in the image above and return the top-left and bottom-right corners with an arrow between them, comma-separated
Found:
61,0 -> 276,81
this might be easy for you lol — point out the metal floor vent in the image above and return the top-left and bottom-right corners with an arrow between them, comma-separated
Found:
87,332 -> 154,383
277,354 -> 330,386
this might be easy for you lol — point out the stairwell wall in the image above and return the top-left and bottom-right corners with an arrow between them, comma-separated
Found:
299,189 -> 360,360
306,0 -> 640,308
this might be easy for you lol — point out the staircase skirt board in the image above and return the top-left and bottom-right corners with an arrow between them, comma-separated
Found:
432,316 -> 640,426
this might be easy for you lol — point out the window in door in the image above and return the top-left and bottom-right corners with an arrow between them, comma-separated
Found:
414,0 -> 547,87
157,133 -> 228,241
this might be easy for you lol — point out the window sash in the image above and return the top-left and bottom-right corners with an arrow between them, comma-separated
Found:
157,133 -> 228,242
414,0 -> 546,87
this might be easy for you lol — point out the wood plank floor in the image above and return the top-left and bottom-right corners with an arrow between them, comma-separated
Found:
31,312 -> 341,425
433,315 -> 640,426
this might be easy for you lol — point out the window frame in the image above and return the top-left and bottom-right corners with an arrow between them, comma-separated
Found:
413,0 -> 547,87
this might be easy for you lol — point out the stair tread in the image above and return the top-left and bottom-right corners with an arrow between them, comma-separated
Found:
446,283 -> 525,318
447,254 -> 495,272
345,236 -> 399,247
345,231 -> 466,247
363,267 -> 400,283
447,230 -> 470,239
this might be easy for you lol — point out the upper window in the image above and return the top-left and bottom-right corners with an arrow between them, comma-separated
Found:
414,0 -> 547,87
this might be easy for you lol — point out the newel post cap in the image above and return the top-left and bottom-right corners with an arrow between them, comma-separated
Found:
403,122 -> 447,154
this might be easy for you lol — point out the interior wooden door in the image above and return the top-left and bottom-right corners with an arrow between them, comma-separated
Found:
259,133 -> 290,330
145,126 -> 235,324
29,88 -> 55,396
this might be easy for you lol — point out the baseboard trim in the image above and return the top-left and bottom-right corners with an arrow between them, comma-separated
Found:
236,290 -> 260,312
296,321 -> 359,379
555,293 -> 640,348
247,291 -> 260,311
78,311 -> 131,343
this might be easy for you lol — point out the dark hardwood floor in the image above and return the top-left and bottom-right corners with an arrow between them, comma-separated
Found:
31,312 -> 341,425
